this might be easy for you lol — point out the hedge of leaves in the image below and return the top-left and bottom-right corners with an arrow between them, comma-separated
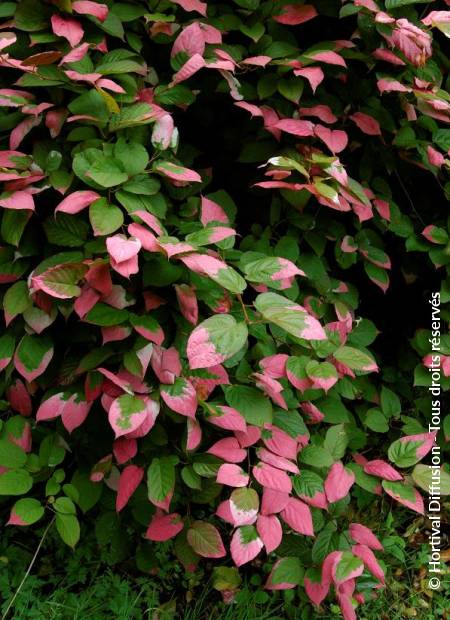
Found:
0,0 -> 449,618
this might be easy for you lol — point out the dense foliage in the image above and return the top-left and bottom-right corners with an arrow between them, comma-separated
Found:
0,0 -> 449,617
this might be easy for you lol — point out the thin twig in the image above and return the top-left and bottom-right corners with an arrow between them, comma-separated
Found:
394,170 -> 425,226
237,293 -> 250,324
2,517 -> 55,620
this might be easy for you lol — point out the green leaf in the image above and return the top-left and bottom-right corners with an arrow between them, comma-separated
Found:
9,498 -> 44,525
0,469 -> 33,495
15,0 -> 50,31
56,513 -> 80,548
188,315 -> 248,368
346,463 -> 381,494
147,456 -> 176,503
333,346 -> 377,372
365,408 -> 389,433
1,210 -> 31,246
224,385 -> 273,427
335,551 -> 363,582
271,557 -> 303,585
113,139 -> 149,177
293,470 -> 324,499
312,522 -> 338,563
324,424 -> 348,460
388,438 -> 424,468
3,281 -> 30,318
43,214 -> 89,247
71,471 -> 103,513
0,439 -> 27,468
299,446 -> 334,468
34,263 -> 88,299
54,497 -> 77,515
85,303 -> 129,326
88,155 -> 128,188
187,521 -> 225,558
89,199 -> 124,236
0,333 -> 15,366
380,387 -> 401,418
254,292 -> 326,341
14,334 -> 53,381
386,0 -> 429,7
412,465 -> 450,496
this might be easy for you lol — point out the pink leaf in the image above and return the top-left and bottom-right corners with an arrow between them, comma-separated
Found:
324,462 -> 355,503
200,195 -> 228,225
0,191 -> 34,211
150,346 -> 182,384
55,190 -> 100,215
127,223 -> 158,252
235,425 -> 261,448
170,0 -> 207,15
257,448 -> 299,474
260,354 -> 288,379
399,432 -> 437,459
133,210 -> 164,236
0,32 -> 16,51
96,79 -> 125,93
155,161 -> 201,183
230,526 -> 263,566
174,284 -> 198,325
280,497 -> 314,536
383,482 -> 424,514
237,56 -> 269,68
349,523 -> 383,551
256,514 -> 282,552
208,437 -> 246,463
72,1 -> 109,21
36,393 -> 66,422
364,459 -> 403,481
314,125 -> 348,153
7,380 -> 32,417
262,425 -> 298,460
274,119 -> 315,137
352,544 -> 385,582
304,576 -> 329,606
350,112 -> 381,136
172,54 -> 206,85
116,465 -> 144,512
299,104 -> 337,124
217,463 -> 249,487
186,325 -> 224,369
61,396 -> 92,433
151,114 -> 175,150
186,418 -> 202,450
252,462 -> 292,493
108,395 -> 148,438
273,4 -> 317,25
60,42 -> 90,64
106,234 -> 141,264
377,78 -> 411,94
294,67 -> 324,93
172,22 -> 205,57
113,438 -> 137,465
10,116 -> 41,150
308,50 -> 347,67
146,512 -> 184,541
261,488 -> 290,515
206,405 -> 246,432
51,15 -> 84,47
160,378 -> 197,418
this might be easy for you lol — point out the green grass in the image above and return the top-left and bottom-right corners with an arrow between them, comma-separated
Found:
1,523 -> 448,620
1,567 -> 447,620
